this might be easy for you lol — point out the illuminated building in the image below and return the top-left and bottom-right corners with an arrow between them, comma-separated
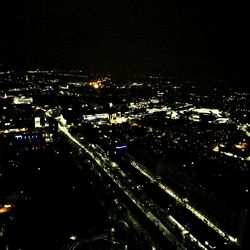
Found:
13,96 -> 33,105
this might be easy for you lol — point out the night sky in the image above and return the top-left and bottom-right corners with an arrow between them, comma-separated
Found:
1,1 -> 249,79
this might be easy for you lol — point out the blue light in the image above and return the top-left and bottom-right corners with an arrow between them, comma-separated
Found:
115,145 -> 128,150
15,135 -> 22,140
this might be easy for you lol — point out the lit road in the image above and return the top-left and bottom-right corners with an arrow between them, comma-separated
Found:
56,121 -> 210,250
129,155 -> 238,244
45,110 -> 239,249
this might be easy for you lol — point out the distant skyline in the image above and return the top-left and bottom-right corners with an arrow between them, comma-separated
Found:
1,1 -> 249,81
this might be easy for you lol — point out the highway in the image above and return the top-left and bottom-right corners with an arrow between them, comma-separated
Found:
128,156 -> 240,247
130,156 -> 237,239
46,111 -> 239,250
55,120 -> 209,250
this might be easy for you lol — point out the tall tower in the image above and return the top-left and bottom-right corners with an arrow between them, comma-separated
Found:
109,102 -> 113,123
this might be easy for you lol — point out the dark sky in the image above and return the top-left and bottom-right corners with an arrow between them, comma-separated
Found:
1,1 -> 249,79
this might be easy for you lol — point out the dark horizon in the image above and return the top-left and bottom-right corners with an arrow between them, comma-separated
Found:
1,1 -> 250,83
